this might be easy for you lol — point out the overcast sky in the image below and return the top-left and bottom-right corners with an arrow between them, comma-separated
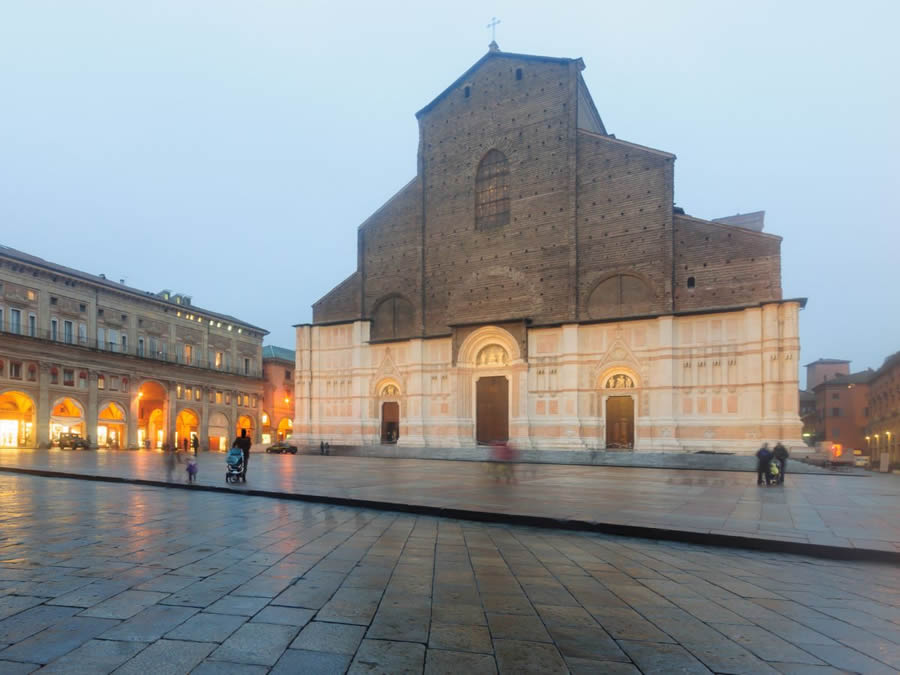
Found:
2,1 -> 897,382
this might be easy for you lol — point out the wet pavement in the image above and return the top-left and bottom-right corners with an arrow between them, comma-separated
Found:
1,448 -> 898,556
0,473 -> 898,674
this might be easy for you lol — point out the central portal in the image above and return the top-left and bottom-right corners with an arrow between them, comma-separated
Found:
605,396 -> 634,449
476,376 -> 509,443
381,402 -> 399,443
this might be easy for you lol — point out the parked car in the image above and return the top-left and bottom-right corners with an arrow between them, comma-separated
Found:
59,433 -> 89,450
266,441 -> 298,454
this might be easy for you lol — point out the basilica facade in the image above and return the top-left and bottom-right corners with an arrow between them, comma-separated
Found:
292,44 -> 804,453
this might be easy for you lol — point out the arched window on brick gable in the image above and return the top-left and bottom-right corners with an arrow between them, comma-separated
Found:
475,149 -> 510,230
371,295 -> 415,340
587,274 -> 654,319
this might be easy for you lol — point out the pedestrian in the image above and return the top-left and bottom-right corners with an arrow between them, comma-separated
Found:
186,456 -> 198,483
772,442 -> 789,485
320,440 -> 325,456
234,428 -> 252,480
756,442 -> 773,486
324,442 -> 330,456
182,436 -> 188,452
191,435 -> 199,455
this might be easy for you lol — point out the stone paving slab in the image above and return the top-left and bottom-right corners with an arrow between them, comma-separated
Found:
1,448 -> 898,561
0,472 -> 898,673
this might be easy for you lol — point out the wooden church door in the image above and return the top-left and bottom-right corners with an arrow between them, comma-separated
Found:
476,376 -> 509,443
605,396 -> 634,449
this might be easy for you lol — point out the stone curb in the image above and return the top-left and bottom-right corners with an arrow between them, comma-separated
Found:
1,465 -> 896,565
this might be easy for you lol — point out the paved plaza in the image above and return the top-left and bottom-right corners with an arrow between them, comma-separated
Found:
1,449 -> 898,556
0,473 -> 898,674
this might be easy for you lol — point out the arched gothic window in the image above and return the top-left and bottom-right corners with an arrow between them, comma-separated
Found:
587,274 -> 654,319
475,149 -> 510,229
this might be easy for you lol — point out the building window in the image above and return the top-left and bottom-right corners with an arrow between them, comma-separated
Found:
832,393 -> 839,400
10,362 -> 22,380
208,389 -> 215,403
26,289 -> 36,301
184,343 -> 193,365
215,391 -> 223,404
10,308 -> 21,334
28,313 -> 36,337
98,327 -> 105,350
225,392 -> 231,405
243,358 -> 250,375
78,371 -> 87,389
110,376 -> 118,391
63,368 -> 74,386
832,407 -> 840,417
98,375 -> 105,390
63,320 -> 73,344
474,149 -> 510,229
121,334 -> 127,353
138,337 -> 145,357
464,85 -> 470,98
26,364 -> 37,382
50,367 -> 58,385
78,323 -> 86,345
285,369 -> 292,380
194,387 -> 201,401
215,351 -> 224,369
176,384 -> 183,399
687,276 -> 696,289
515,67 -> 523,81
251,394 -> 258,408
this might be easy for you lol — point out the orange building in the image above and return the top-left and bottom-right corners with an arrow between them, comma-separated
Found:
261,346 -> 295,444
813,370 -> 872,456
866,351 -> 900,470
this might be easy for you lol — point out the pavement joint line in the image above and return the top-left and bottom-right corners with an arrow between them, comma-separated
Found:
1,464 -> 897,565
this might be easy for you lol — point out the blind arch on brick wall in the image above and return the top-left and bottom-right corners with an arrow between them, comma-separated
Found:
371,295 -> 415,340
474,149 -> 510,229
587,274 -> 654,319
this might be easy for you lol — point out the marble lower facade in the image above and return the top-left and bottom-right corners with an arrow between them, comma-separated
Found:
291,301 -> 804,454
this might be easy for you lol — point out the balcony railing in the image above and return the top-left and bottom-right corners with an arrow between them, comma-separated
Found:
0,328 -> 262,377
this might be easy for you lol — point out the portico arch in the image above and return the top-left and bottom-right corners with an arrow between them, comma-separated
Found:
276,417 -> 293,441
236,414 -> 255,440
208,412 -> 229,451
137,380 -> 167,449
98,401 -> 126,449
0,390 -> 36,448
175,408 -> 199,450
50,396 -> 86,443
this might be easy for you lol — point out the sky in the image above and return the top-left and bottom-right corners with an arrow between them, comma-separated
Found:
1,1 -> 897,383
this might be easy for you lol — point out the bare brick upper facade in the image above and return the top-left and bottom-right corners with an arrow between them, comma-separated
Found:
312,47 -> 784,339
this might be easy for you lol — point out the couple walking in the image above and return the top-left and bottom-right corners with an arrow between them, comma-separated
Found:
756,442 -> 789,486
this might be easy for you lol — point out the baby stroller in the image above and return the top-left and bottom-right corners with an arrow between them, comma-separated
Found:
768,459 -> 781,486
226,446 -> 245,484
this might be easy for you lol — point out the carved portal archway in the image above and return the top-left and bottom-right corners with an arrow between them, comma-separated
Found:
599,368 -> 640,450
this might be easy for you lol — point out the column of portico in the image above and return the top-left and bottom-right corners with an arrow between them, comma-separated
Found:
230,391 -> 238,443
166,382 -> 177,448
256,394 -> 264,444
127,391 -> 138,449
37,364 -> 51,448
87,372 -> 99,449
201,386 -> 210,451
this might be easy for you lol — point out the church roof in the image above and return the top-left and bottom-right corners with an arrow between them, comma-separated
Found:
804,358 -> 851,366
416,45 -> 584,119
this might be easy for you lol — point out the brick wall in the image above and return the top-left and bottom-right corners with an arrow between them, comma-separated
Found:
575,131 -> 674,319
312,272 -> 360,323
673,215 -> 782,311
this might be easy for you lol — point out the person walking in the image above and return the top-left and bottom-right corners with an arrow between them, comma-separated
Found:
191,435 -> 199,455
182,436 -> 189,452
772,442 -> 789,485
234,428 -> 252,480
756,442 -> 773,486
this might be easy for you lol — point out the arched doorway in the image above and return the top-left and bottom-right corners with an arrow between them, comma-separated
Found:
276,417 -> 293,441
175,409 -> 199,451
602,372 -> 637,450
377,382 -> 401,444
98,401 -> 126,449
236,415 -> 254,441
50,397 -> 86,444
0,391 -> 36,448
474,344 -> 510,444
208,412 -> 229,451
138,381 -> 167,449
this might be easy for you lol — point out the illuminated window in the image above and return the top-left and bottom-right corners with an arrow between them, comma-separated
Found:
98,375 -> 105,390
176,385 -> 183,399
475,149 -> 510,229
26,289 -> 36,301
194,387 -> 201,401
225,392 -> 231,405
215,391 -> 222,404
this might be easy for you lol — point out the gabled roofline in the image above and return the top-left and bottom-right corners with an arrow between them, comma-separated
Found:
358,178 -> 416,233
577,129 -> 675,160
416,49 -> 582,119
673,212 -> 783,242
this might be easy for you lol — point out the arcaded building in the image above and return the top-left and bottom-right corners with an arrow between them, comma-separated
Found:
293,44 -> 804,453
0,245 -> 266,450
